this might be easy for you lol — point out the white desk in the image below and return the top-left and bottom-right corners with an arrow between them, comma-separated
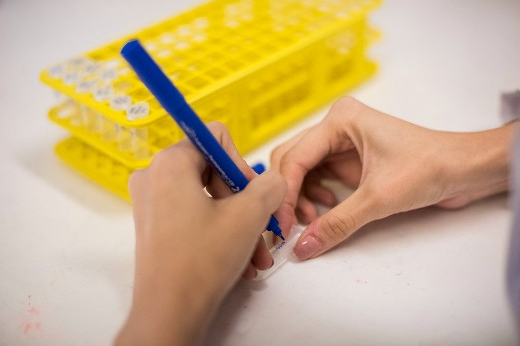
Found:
1,0 -> 519,344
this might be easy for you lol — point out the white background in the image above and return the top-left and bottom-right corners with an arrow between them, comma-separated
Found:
1,0 -> 519,345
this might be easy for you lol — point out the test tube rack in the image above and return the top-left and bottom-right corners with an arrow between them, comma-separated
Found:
41,0 -> 381,200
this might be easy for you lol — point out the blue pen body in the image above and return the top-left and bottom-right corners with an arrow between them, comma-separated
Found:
121,39 -> 283,239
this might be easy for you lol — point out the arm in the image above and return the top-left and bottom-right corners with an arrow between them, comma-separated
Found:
271,96 -> 517,260
115,123 -> 287,346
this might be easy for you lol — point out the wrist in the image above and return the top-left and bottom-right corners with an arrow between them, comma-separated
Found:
438,122 -> 517,208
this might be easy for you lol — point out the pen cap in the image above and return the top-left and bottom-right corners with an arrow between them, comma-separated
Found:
121,40 -> 187,110
251,162 -> 266,175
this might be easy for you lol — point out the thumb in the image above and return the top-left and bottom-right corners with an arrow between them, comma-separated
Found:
293,188 -> 377,260
222,171 -> 287,242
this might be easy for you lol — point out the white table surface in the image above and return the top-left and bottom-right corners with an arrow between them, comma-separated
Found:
1,0 -> 519,345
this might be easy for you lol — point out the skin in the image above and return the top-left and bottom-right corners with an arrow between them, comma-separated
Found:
115,122 -> 286,346
270,96 -> 517,260
115,97 -> 517,344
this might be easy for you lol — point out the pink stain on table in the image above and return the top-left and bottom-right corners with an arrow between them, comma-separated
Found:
20,302 -> 43,336
27,307 -> 40,315
21,321 -> 43,334
22,322 -> 32,334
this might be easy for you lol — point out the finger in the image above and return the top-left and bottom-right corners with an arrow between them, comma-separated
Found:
145,120 -> 253,199
250,237 -> 273,270
128,169 -> 145,200
276,202 -> 297,241
144,139 -> 213,198
293,186 -> 379,260
276,122 -> 344,232
295,194 -> 318,225
219,171 -> 287,245
204,122 -> 258,198
242,263 -> 257,280
270,127 -> 309,171
324,154 -> 363,188
304,182 -> 338,208
301,170 -> 338,207
128,169 -> 147,230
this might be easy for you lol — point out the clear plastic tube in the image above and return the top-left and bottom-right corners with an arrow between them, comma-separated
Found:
55,95 -> 79,122
130,127 -> 149,160
126,102 -> 150,160
98,116 -> 118,142
255,224 -> 304,280
117,126 -> 131,152
80,105 -> 98,133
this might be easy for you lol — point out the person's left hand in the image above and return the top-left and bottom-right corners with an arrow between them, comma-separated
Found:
115,122 -> 287,346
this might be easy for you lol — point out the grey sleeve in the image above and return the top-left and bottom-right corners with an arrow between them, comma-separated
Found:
508,136 -> 520,325
501,90 -> 520,123
505,90 -> 520,326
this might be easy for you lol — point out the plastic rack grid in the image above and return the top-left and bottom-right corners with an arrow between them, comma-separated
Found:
41,0 -> 381,200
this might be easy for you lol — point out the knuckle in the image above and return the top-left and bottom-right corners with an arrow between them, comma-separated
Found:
276,173 -> 289,193
206,121 -> 229,137
334,95 -> 361,109
278,153 -> 291,173
321,212 -> 356,243
148,146 -> 185,177
328,96 -> 364,120
149,150 -> 172,172
128,170 -> 142,196
270,145 -> 286,166
279,153 -> 306,182
207,121 -> 237,150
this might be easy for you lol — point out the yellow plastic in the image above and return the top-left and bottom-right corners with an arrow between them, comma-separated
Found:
55,137 -> 132,200
42,0 -> 381,197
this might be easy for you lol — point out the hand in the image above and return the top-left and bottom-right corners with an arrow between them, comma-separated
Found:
271,96 -> 515,260
115,122 -> 287,346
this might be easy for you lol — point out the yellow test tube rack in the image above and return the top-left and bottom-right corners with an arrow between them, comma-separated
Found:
41,0 -> 381,200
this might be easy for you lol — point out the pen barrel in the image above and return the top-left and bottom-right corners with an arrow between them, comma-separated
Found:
121,40 -> 249,192
173,104 -> 249,193
121,39 -> 282,237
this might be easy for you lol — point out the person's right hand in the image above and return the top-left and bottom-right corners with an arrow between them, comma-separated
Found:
271,96 -> 515,260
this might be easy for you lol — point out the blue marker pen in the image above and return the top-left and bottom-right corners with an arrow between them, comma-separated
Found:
121,39 -> 284,240
251,162 -> 266,175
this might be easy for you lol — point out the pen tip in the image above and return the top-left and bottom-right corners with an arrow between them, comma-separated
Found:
279,234 -> 285,241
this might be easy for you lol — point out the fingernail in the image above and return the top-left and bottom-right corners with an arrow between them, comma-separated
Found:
294,235 -> 322,260
244,266 -> 257,280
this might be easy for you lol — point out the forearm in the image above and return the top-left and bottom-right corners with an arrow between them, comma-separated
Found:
114,258 -> 221,346
115,300 -> 216,346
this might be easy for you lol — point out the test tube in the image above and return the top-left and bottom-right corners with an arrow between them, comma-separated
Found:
94,85 -> 118,141
97,116 -> 117,142
55,94 -> 80,124
126,102 -> 150,160
110,95 -> 133,153
79,105 -> 99,133
76,79 -> 101,133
